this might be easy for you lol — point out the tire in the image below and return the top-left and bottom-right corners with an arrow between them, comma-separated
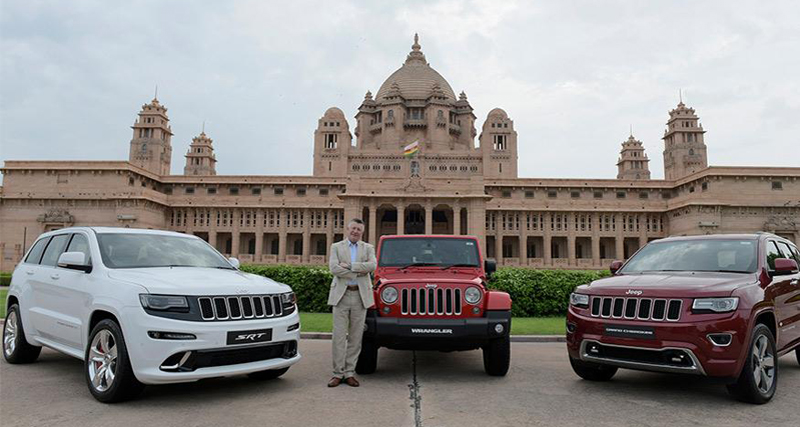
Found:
3,304 -> 42,364
483,335 -> 510,376
726,324 -> 777,404
84,319 -> 144,403
355,338 -> 378,375
569,355 -> 618,381
248,367 -> 290,380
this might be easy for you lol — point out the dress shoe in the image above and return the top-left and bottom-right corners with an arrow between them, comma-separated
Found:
327,377 -> 342,387
344,376 -> 360,387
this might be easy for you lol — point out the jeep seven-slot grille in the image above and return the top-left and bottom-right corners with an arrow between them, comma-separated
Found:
401,287 -> 462,315
198,295 -> 284,321
590,297 -> 682,322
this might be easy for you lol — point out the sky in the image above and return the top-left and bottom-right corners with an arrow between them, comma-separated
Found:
1,0 -> 798,180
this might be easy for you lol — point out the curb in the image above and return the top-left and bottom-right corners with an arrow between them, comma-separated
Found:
0,320 -> 564,343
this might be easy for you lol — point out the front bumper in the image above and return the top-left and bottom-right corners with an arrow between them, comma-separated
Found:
566,307 -> 749,378
365,310 -> 510,351
121,306 -> 301,385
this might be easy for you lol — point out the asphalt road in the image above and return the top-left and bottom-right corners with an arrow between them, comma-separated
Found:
0,340 -> 798,427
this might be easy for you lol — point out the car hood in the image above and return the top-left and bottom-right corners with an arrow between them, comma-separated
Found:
107,267 -> 291,296
378,270 -> 483,287
576,272 -> 759,298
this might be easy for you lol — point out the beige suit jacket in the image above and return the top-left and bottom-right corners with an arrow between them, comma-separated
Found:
327,239 -> 377,308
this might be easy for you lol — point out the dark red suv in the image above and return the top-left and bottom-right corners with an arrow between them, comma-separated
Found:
567,233 -> 800,404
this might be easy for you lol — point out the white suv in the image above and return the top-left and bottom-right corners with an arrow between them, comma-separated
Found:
2,227 -> 301,402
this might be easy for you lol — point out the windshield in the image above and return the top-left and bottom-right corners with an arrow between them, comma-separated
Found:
97,233 -> 233,269
379,238 -> 480,267
620,239 -> 758,274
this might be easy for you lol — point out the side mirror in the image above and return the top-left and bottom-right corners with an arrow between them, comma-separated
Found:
57,252 -> 91,273
773,258 -> 799,275
485,259 -> 497,278
610,260 -> 624,275
228,257 -> 240,269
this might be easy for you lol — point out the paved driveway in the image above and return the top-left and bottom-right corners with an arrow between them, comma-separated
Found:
1,340 -> 798,427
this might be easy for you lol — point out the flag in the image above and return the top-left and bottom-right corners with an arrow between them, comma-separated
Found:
403,140 -> 420,157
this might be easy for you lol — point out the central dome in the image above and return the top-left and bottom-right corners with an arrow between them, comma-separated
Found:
375,35 -> 456,102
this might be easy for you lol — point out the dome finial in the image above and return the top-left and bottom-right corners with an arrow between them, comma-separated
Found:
413,33 -> 420,51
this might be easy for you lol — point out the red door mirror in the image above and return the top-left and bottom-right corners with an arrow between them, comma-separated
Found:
610,260 -> 624,275
774,258 -> 799,275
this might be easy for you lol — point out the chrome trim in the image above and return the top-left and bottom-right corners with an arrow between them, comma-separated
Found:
199,294 -> 287,321
707,333 -> 733,347
580,340 -> 706,376
591,296 -> 682,322
400,286 -> 462,316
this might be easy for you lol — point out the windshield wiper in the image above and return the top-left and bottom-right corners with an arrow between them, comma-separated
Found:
399,262 -> 439,270
708,270 -> 751,274
212,266 -> 236,270
441,263 -> 478,270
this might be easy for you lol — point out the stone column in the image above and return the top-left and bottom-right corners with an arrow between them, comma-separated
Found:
452,201 -> 461,235
255,210 -> 264,262
231,209 -> 241,257
615,213 -> 625,260
368,203 -> 377,244
186,209 -> 195,235
543,212 -> 552,266
424,200 -> 433,235
591,212 -> 601,267
278,208 -> 287,263
396,204 -> 405,235
567,212 -> 576,266
639,213 -> 648,249
468,199 -> 486,251
326,209 -> 335,255
519,211 -> 528,266
494,212 -> 504,264
302,209 -> 311,263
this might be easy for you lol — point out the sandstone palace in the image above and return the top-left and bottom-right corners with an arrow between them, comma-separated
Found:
1,36 -> 799,271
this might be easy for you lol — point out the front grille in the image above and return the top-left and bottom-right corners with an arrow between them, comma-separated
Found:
590,297 -> 682,322
401,287 -> 462,315
198,295 -> 284,321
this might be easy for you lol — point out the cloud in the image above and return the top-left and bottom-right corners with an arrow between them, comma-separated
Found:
1,0 -> 798,180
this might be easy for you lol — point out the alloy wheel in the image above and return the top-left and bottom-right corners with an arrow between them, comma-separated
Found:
3,311 -> 18,357
88,330 -> 118,392
752,334 -> 775,394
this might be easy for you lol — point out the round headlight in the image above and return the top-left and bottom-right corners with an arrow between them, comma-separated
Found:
465,287 -> 482,304
381,286 -> 398,304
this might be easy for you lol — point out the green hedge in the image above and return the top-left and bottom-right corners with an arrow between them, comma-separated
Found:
241,264 -> 609,316
0,273 -> 11,287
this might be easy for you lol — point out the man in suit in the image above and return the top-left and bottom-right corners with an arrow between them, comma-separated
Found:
327,218 -> 376,387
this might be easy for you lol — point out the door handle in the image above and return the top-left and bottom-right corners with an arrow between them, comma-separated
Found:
26,270 -> 35,276
50,273 -> 60,280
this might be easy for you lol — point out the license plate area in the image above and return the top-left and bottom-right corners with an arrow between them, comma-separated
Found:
603,324 -> 655,340
226,328 -> 273,345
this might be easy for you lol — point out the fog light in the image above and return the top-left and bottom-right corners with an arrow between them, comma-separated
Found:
472,307 -> 480,314
566,322 -> 577,334
148,331 -> 196,340
287,323 -> 300,332
494,324 -> 504,334
707,333 -> 733,347
589,344 -> 600,354
382,306 -> 391,314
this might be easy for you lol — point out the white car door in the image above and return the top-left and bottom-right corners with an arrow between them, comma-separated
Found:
28,233 -> 71,346
15,236 -> 51,339
47,232 -> 94,350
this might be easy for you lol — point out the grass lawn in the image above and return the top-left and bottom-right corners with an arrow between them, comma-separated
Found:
1,288 -> 7,318
300,312 -> 565,335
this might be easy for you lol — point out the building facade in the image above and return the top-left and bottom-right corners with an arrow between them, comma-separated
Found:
1,36 -> 799,271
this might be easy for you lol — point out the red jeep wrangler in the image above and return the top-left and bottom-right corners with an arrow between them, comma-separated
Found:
567,233 -> 800,403
357,235 -> 512,376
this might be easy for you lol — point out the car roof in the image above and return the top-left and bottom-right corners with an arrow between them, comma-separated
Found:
655,233 -> 786,243
36,227 -> 196,239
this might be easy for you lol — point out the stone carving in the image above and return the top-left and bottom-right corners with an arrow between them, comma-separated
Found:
764,215 -> 798,232
400,176 -> 430,194
37,208 -> 74,224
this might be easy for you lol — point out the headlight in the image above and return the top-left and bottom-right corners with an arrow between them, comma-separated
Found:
692,297 -> 739,313
281,292 -> 296,305
381,286 -> 398,304
570,293 -> 590,308
465,287 -> 482,304
139,294 -> 189,312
